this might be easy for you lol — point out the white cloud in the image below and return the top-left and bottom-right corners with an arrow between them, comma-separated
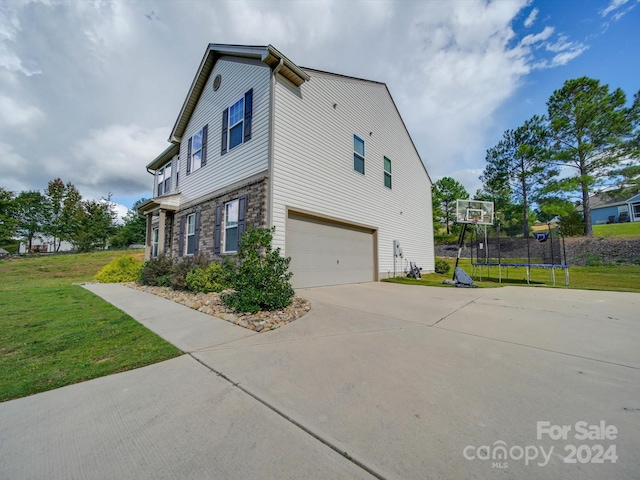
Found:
44,124 -> 168,199
0,95 -> 45,131
523,8 -> 538,28
601,0 -> 630,16
520,26 -> 554,46
0,0 -> 596,203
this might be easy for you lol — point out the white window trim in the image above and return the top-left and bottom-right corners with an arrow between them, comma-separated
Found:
152,227 -> 159,258
228,97 -> 245,151
164,162 -> 172,193
384,157 -> 392,189
353,135 -> 365,175
223,199 -> 239,253
191,129 -> 203,173
186,213 -> 196,255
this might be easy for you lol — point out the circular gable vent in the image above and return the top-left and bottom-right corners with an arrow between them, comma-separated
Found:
213,74 -> 222,91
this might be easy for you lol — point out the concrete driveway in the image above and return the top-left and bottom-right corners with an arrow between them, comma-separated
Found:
2,282 -> 639,479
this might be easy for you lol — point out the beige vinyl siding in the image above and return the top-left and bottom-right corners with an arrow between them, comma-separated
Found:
178,57 -> 271,204
272,71 -> 434,277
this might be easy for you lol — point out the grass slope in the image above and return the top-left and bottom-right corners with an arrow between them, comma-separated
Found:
0,251 -> 181,402
592,222 -> 640,239
385,257 -> 640,293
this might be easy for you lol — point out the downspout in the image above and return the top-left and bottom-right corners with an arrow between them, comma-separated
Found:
266,58 -> 284,231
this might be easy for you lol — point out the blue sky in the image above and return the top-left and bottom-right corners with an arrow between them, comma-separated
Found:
0,0 -> 638,220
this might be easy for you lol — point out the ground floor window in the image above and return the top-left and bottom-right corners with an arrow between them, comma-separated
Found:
224,200 -> 239,252
152,227 -> 159,257
187,213 -> 196,255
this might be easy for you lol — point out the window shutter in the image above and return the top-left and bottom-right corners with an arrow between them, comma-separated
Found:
213,204 -> 222,254
187,137 -> 192,174
194,211 -> 201,254
221,109 -> 228,155
238,194 -> 247,238
201,124 -> 208,167
178,216 -> 185,257
244,89 -> 253,142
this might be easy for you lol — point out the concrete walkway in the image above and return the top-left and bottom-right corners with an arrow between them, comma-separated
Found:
1,282 -> 639,479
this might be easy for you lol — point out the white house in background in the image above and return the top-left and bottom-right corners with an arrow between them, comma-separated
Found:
139,44 -> 434,288
18,236 -> 74,254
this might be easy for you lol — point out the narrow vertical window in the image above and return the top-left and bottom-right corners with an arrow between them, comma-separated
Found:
164,162 -> 172,193
175,157 -> 180,190
224,199 -> 239,252
191,130 -> 202,172
157,167 -> 164,196
354,135 -> 365,174
384,157 -> 392,189
186,213 -> 196,255
152,227 -> 159,258
228,98 -> 245,150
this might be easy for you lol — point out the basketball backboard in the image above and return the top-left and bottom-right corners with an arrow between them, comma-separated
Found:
455,199 -> 494,225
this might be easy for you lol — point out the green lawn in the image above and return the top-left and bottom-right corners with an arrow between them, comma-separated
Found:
592,221 -> 640,239
0,251 -> 181,402
384,257 -> 640,293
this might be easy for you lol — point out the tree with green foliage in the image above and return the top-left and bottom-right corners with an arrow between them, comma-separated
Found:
0,187 -> 18,244
15,191 -> 51,252
109,198 -> 147,248
546,77 -> 640,236
44,178 -> 83,252
72,197 -> 117,252
608,161 -> 640,199
432,177 -> 469,234
481,115 -> 556,237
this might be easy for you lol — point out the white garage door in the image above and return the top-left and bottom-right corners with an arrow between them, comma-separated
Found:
286,212 -> 376,288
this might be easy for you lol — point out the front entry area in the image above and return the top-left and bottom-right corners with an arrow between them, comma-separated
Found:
286,212 -> 376,288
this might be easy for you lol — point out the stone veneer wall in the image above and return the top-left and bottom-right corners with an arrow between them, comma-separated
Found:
170,176 -> 268,260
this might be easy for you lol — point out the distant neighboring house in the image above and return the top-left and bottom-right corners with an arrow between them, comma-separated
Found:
18,236 -> 74,254
0,247 -> 9,257
139,43 -> 434,288
627,193 -> 640,222
579,193 -> 640,224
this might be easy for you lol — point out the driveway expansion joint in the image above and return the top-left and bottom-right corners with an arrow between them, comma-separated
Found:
188,353 -> 387,480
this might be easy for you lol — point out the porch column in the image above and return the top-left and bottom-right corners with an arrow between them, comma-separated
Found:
158,209 -> 166,256
144,213 -> 153,261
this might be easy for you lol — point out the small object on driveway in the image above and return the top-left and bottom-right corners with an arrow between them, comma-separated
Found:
442,267 -> 477,288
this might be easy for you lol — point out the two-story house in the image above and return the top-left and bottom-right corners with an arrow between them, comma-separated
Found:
139,44 -> 434,288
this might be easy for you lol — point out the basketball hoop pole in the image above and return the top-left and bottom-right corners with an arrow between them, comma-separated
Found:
452,222 -> 468,281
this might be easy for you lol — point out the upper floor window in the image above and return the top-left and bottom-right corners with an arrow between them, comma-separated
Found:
163,162 -> 172,193
354,135 -> 365,174
221,89 -> 253,155
157,167 -> 164,196
175,157 -> 180,190
187,125 -> 208,174
384,157 -> 392,189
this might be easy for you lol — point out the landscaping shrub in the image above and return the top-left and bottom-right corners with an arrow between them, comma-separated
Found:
138,255 -> 175,286
222,227 -> 294,314
94,255 -> 143,283
169,254 -> 210,290
585,254 -> 603,267
434,258 -> 450,274
185,262 -> 232,293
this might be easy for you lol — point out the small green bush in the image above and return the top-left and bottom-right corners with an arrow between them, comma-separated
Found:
170,254 -> 210,290
223,227 -> 294,314
185,262 -> 231,293
585,255 -> 603,267
95,255 -> 143,283
434,259 -> 451,274
139,255 -> 175,286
